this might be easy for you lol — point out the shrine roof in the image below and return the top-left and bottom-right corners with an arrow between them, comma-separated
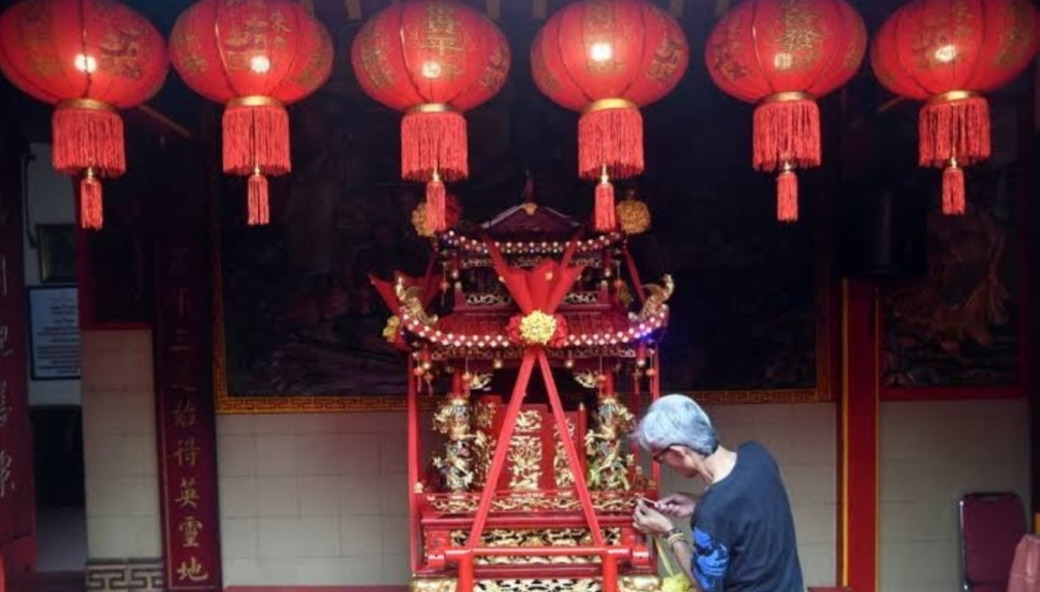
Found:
441,201 -> 623,256
399,309 -> 667,351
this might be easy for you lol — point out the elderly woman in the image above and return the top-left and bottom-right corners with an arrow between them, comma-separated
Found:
631,394 -> 803,592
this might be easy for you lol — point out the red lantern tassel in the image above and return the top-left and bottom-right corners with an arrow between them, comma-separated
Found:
594,172 -> 617,233
753,94 -> 821,173
425,174 -> 447,233
578,100 -> 644,180
918,93 -> 991,169
247,169 -> 270,226
776,168 -> 798,223
79,171 -> 103,231
401,107 -> 467,184
942,161 -> 965,216
223,97 -> 291,178
53,100 -> 126,178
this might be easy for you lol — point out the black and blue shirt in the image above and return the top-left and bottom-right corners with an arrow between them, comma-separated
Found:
689,442 -> 804,592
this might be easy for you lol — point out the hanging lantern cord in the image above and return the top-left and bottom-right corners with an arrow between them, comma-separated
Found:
776,160 -> 798,223
426,167 -> 447,233
942,155 -> 966,215
247,163 -> 270,226
594,164 -> 617,233
79,166 -> 104,230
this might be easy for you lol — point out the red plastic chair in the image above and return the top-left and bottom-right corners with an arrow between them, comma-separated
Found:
960,492 -> 1027,592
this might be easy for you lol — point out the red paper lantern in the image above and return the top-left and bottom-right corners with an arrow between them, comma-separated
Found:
705,0 -> 865,222
0,0 -> 168,229
871,0 -> 1040,215
351,0 -> 510,233
531,0 -> 689,233
169,0 -> 333,225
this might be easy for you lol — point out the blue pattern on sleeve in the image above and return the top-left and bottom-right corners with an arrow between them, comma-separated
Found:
691,527 -> 729,592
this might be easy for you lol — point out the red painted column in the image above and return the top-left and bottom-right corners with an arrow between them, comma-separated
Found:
0,128 -> 35,580
838,279 -> 879,592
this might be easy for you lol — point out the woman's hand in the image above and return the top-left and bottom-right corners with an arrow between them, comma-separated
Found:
656,493 -> 698,518
633,500 -> 674,535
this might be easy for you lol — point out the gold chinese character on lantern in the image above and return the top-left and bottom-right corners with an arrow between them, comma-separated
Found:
176,556 -> 209,582
173,437 -> 200,468
179,516 -> 203,548
176,477 -> 200,509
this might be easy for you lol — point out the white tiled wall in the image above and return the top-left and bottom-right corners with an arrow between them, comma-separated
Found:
660,403 -> 838,589
81,330 -> 162,558
879,399 -> 1030,592
217,412 -> 415,586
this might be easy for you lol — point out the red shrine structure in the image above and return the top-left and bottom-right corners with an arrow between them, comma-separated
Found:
371,190 -> 674,592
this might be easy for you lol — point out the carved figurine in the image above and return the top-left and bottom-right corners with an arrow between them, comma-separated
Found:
584,393 -> 636,491
431,392 -> 476,492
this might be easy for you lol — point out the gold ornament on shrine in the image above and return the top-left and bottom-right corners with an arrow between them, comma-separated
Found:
615,190 -> 651,235
519,311 -> 558,345
412,203 -> 435,238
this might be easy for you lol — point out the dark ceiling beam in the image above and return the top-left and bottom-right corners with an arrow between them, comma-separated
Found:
136,105 -> 192,139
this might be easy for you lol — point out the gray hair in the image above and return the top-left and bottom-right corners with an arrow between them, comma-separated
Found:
632,394 -> 719,457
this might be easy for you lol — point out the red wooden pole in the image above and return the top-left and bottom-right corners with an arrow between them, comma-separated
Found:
601,551 -> 619,592
457,553 -> 475,592
839,279 -> 879,592
538,351 -> 605,546
623,246 -> 647,305
467,353 -> 536,546
407,358 -> 421,572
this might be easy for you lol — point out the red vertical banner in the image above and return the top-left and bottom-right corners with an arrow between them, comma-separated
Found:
153,136 -> 222,592
839,279 -> 879,592
0,131 -> 35,575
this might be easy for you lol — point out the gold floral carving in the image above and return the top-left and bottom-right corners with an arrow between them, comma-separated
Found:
618,575 -> 663,592
446,528 -> 622,565
475,579 -> 601,592
508,435 -> 542,491
412,578 -> 458,592
553,418 -> 576,488
425,490 -> 644,514
474,399 -> 496,429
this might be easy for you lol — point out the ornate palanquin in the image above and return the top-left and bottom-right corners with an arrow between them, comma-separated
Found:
372,191 -> 673,592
